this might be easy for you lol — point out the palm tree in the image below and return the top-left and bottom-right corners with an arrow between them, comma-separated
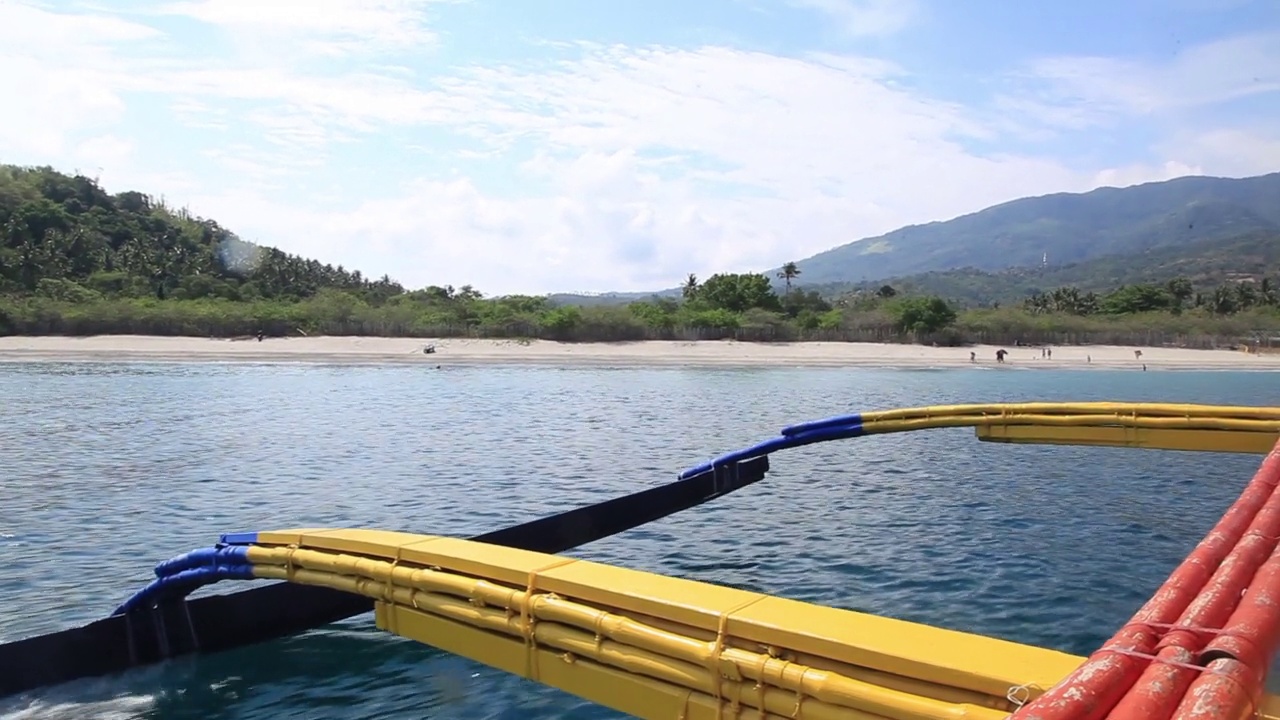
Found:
777,262 -> 801,295
1261,277 -> 1276,306
1166,277 -> 1193,313
1235,282 -> 1259,310
682,273 -> 699,300
1211,286 -> 1238,315
1023,292 -> 1051,315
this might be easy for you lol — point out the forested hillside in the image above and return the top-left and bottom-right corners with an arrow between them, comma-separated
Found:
0,165 -> 404,303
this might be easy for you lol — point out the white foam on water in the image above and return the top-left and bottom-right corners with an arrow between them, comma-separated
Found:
1,694 -> 155,720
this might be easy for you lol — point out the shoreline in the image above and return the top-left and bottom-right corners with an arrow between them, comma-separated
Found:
0,335 -> 1278,370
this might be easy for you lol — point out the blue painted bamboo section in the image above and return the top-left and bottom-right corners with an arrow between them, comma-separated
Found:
153,545 -> 250,578
113,545 -> 253,615
781,413 -> 864,437
678,414 -> 865,480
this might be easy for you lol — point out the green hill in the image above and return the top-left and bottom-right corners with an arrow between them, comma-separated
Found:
546,291 -> 668,307
814,229 -> 1280,306
768,172 -> 1280,287
0,164 -> 405,303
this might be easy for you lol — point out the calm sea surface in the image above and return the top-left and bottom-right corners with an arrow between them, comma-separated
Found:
0,362 -> 1277,719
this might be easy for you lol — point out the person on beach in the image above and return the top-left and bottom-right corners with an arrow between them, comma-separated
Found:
995,349 -> 1007,363
970,351 -> 976,363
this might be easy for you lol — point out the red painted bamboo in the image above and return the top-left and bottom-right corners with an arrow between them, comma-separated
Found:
1013,445 -> 1280,720
1106,464 -> 1280,719
1167,540 -> 1280,720
1168,657 -> 1256,720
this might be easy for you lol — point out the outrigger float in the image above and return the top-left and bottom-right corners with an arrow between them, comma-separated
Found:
5,403 -> 1280,719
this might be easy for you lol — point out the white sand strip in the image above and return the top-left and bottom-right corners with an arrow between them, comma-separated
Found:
0,336 -> 1277,370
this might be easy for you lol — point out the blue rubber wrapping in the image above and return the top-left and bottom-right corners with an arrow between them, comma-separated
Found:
219,532 -> 259,546
153,545 -> 250,578
781,412 -> 863,437
678,416 -> 865,480
114,545 -> 254,616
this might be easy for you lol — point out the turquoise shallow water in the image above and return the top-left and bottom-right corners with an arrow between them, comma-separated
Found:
0,363 -> 1276,719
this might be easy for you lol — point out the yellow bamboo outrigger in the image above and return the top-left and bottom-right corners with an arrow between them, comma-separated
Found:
8,403 -> 1280,718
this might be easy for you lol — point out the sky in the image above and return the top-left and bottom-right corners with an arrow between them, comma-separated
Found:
2,0 -> 1278,295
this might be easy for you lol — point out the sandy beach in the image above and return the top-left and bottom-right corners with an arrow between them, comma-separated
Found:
0,335 -> 1276,370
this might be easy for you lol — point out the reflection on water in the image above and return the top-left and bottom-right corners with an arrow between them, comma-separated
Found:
0,363 -> 1274,718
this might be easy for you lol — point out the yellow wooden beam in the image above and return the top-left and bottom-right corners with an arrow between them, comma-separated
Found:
246,525 -> 1280,720
378,602 -> 782,720
248,530 -> 1073,717
975,424 -> 1280,454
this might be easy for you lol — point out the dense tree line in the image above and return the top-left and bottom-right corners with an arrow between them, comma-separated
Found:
1022,277 -> 1279,317
2,164 -> 1279,348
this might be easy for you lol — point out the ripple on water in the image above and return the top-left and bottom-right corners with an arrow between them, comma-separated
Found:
0,364 -> 1276,718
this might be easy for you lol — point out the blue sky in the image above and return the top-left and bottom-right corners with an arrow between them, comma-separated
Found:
1,0 -> 1277,294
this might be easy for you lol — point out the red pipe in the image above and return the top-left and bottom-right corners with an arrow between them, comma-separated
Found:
1105,473 -> 1280,720
1169,537 -> 1280,720
1013,445 -> 1280,720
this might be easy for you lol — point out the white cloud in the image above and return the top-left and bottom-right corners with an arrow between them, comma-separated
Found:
170,98 -> 231,131
0,0 -> 1276,295
1092,161 -> 1206,190
1018,31 -> 1280,119
155,0 -> 451,56
785,0 -> 918,37
73,134 -> 138,169
0,0 -> 159,46
0,1 -> 154,158
1157,128 -> 1280,178
154,44 -> 1099,292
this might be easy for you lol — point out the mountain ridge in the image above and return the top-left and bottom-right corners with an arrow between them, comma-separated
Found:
811,228 -> 1280,307
552,171 -> 1280,305
776,171 -> 1280,286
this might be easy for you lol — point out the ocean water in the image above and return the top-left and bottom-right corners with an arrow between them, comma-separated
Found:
0,362 -> 1276,720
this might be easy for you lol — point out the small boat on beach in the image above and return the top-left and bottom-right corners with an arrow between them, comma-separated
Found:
4,402 -> 1280,720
